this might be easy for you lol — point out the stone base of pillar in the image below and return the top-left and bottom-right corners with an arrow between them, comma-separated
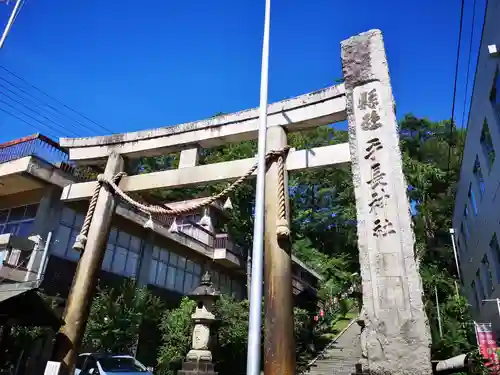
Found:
177,360 -> 217,375
351,363 -> 370,375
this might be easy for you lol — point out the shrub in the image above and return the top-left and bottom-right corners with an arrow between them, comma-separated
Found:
156,296 -> 317,375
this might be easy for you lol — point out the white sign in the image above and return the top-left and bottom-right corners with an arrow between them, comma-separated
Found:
44,361 -> 62,375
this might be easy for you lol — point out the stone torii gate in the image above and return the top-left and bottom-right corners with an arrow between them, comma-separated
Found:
53,30 -> 432,375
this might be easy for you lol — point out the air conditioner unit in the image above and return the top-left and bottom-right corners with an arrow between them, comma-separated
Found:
489,44 -> 499,57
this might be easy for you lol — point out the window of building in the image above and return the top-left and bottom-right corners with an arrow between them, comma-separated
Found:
148,246 -> 202,294
468,183 -> 478,216
476,270 -> 485,303
0,204 -> 39,237
103,229 -> 142,277
490,67 -> 500,108
473,157 -> 485,198
481,119 -> 496,170
490,233 -> 500,283
211,269 -> 244,299
52,207 -> 86,261
53,207 -> 142,277
471,280 -> 480,310
456,235 -> 463,256
178,214 -> 202,225
4,248 -> 31,268
481,254 -> 494,296
231,279 -> 244,300
462,208 -> 471,240
459,226 -> 468,253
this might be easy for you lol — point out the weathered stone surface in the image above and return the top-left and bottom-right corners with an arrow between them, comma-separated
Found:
186,349 -> 212,362
342,29 -> 432,375
192,323 -> 210,350
179,272 -> 219,375
178,360 -> 217,375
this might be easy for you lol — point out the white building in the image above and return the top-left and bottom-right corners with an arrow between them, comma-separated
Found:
452,0 -> 500,333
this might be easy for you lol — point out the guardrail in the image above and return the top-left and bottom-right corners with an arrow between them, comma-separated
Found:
214,233 -> 244,257
0,133 -> 96,182
0,134 -> 66,165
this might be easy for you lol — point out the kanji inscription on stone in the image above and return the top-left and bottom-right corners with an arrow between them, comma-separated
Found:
363,138 -> 394,233
364,138 -> 383,160
361,111 -> 382,131
367,163 -> 387,190
373,218 -> 396,238
358,88 -> 379,111
367,162 -> 390,215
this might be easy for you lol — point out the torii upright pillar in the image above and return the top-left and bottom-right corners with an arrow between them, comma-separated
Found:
52,153 -> 124,375
264,125 -> 295,375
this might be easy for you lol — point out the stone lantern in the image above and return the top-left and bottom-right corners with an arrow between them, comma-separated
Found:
178,271 -> 220,375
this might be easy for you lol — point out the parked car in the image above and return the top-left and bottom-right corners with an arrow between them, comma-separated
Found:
75,353 -> 153,375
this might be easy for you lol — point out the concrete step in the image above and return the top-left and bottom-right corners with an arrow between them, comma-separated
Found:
305,318 -> 362,375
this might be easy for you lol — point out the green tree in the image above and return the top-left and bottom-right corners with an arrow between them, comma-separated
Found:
83,280 -> 163,355
156,296 -> 316,375
156,297 -> 195,375
139,113 -> 477,362
0,293 -> 60,375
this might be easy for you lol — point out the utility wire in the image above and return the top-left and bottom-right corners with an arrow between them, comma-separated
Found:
0,80 -> 95,137
0,90 -> 81,137
0,97 -> 73,138
0,65 -> 114,134
458,0 -> 489,169
460,0 -> 478,130
447,0 -> 466,174
0,73 -> 102,137
0,107 -> 59,139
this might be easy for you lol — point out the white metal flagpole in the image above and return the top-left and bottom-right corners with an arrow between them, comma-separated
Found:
449,228 -> 462,283
246,0 -> 271,374
0,0 -> 23,49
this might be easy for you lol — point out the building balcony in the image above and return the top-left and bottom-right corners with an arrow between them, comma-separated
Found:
0,134 -> 95,196
0,233 -> 38,283
174,221 -> 244,268
213,233 -> 245,269
292,275 -> 318,297
0,134 -> 69,166
119,203 -> 245,269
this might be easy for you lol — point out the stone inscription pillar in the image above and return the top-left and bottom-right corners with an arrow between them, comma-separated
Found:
341,29 -> 432,374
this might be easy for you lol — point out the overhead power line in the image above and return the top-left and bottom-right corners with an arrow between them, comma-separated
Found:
0,107 -> 58,140
0,69 -> 102,136
0,79 -> 93,137
458,0 -> 490,170
460,0 -> 478,129
0,65 -> 114,135
0,89 -> 81,137
0,97 -> 79,138
447,0 -> 466,173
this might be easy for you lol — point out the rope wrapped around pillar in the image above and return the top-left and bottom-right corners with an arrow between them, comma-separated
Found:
276,146 -> 291,239
72,172 -> 127,252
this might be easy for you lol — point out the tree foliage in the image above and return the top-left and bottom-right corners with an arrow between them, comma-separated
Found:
156,297 -> 195,375
0,293 -> 60,374
86,113 -> 478,372
82,279 -> 163,355
156,296 -> 316,375
141,114 -> 477,361
0,114 -> 484,375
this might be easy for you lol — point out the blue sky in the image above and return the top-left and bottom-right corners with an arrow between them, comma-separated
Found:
0,0 -> 486,143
